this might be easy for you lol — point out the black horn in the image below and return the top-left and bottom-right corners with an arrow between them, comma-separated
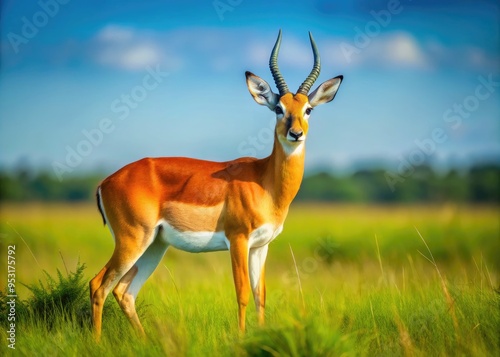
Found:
297,32 -> 321,95
269,29 -> 290,96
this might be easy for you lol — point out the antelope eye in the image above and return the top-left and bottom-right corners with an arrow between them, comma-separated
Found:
305,107 -> 313,115
275,106 -> 283,115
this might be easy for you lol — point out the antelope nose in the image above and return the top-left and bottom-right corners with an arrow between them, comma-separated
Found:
289,130 -> 303,141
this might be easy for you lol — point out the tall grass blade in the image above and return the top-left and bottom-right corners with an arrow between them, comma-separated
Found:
415,227 -> 459,335
7,222 -> 42,270
289,244 -> 305,313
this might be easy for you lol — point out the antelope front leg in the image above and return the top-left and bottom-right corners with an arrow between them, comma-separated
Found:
229,235 -> 251,332
249,245 -> 268,326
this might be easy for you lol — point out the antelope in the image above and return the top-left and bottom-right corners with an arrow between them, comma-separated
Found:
90,30 -> 343,338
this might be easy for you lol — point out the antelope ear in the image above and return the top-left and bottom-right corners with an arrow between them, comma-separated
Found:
308,75 -> 343,107
245,71 -> 279,110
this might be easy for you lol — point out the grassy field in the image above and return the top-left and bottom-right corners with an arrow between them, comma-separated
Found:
0,203 -> 499,356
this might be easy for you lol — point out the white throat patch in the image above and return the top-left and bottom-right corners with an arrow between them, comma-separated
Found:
278,136 -> 305,156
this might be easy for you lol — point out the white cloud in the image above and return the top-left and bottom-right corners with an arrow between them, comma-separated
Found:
96,25 -> 134,43
121,45 -> 161,69
386,33 -> 428,68
91,26 -> 250,72
331,30 -> 498,73
246,42 -> 271,68
89,26 -> 498,75
92,25 -> 167,71
427,40 -> 499,73
95,42 -> 162,70
342,31 -> 430,69
245,34 -> 323,71
279,37 -> 316,68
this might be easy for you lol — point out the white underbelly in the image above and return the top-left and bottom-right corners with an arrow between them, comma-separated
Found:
159,221 -> 229,253
158,221 -> 284,253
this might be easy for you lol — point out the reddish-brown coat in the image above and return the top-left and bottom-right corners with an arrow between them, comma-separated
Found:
99,129 -> 305,238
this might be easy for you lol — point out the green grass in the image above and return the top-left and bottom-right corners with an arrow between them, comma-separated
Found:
0,203 -> 499,356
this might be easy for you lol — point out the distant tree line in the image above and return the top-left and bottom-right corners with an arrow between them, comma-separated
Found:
0,169 -> 102,202
0,164 -> 498,203
296,164 -> 499,203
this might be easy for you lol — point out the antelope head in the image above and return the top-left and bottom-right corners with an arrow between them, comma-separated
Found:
246,30 -> 343,153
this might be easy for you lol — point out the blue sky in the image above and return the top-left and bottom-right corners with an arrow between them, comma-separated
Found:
0,0 -> 499,179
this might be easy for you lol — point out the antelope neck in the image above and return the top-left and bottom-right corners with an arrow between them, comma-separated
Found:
263,132 -> 305,213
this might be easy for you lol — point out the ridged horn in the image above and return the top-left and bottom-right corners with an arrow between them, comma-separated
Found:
297,32 -> 321,95
269,29 -> 290,96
